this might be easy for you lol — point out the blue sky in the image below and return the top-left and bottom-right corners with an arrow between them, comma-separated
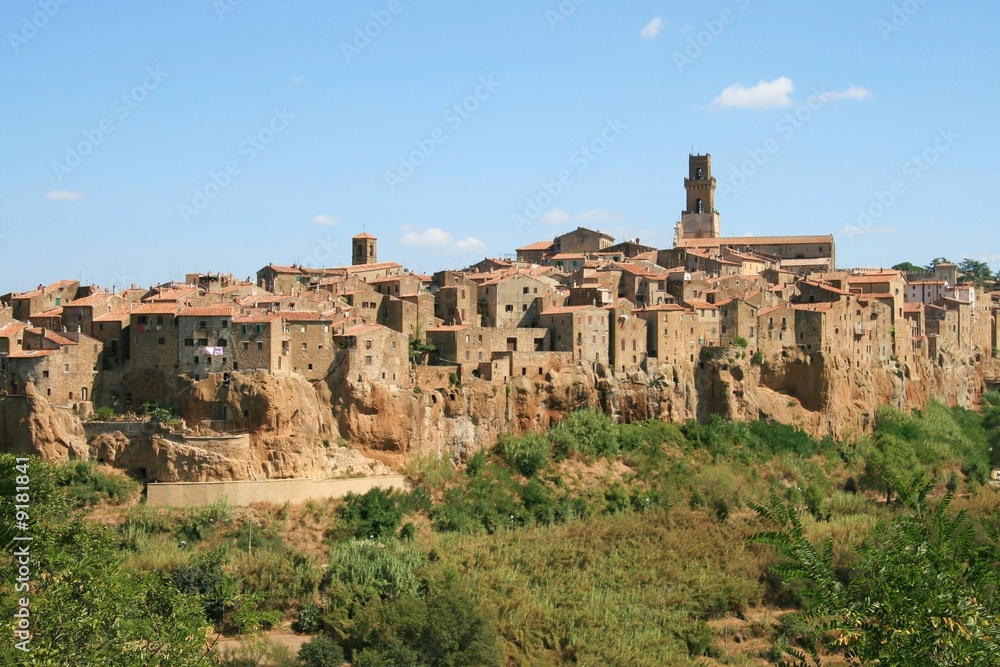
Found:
2,0 -> 998,292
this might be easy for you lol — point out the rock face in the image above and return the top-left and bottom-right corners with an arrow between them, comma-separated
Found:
0,383 -> 88,460
2,344 -> 988,481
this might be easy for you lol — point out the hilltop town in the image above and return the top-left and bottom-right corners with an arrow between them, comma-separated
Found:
2,155 -> 998,483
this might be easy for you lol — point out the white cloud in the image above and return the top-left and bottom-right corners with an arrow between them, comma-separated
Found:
312,214 -> 339,226
399,227 -> 487,255
46,189 -> 84,201
817,85 -> 873,103
454,236 -> 488,254
576,209 -> 625,223
640,17 -> 665,40
711,77 -> 795,109
541,209 -> 571,225
400,228 -> 452,248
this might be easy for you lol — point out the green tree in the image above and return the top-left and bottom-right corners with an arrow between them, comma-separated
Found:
494,432 -> 550,477
298,634 -> 344,667
750,488 -> 1000,666
0,456 -> 212,666
959,258 -> 993,284
891,261 -> 922,273
925,257 -> 951,271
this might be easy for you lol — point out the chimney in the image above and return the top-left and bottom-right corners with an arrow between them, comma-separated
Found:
40,327 -> 46,338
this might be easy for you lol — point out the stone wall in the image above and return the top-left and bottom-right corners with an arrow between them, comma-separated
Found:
146,474 -> 408,507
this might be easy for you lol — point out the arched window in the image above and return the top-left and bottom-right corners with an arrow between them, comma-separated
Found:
696,167 -> 703,180
695,198 -> 703,213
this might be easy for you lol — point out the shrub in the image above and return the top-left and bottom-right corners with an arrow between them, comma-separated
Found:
293,602 -> 324,634
751,350 -> 764,365
465,449 -> 487,477
732,336 -> 748,348
298,635 -> 344,667
91,406 -> 116,421
338,487 -> 405,540
55,460 -> 138,507
548,409 -> 619,458
495,432 -> 550,477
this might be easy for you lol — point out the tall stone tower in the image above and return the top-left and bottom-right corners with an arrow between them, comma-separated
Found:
352,231 -> 377,266
675,153 -> 721,243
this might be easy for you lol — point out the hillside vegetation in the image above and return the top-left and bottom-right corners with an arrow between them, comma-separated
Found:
2,393 -> 1000,665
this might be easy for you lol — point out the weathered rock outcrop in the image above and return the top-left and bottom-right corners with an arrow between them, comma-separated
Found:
0,383 -> 88,460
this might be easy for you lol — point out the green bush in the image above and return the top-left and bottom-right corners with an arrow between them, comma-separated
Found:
298,634 -> 344,667
91,406 -> 116,421
732,336 -> 749,348
549,409 -> 619,458
338,487 -> 406,540
293,601 -> 324,634
55,460 -> 138,507
495,432 -> 550,477
751,350 -> 764,365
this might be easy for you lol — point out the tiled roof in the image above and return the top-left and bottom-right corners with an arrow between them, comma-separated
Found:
233,312 -> 280,324
353,232 -> 377,239
339,324 -> 384,336
516,240 -> 554,252
265,264 -> 305,274
7,349 -> 56,359
30,307 -> 63,319
677,235 -> 834,247
25,328 -> 76,346
130,303 -> 180,316
279,311 -> 326,322
93,309 -> 130,323
177,305 -> 237,317
550,253 -> 586,261
636,304 -> 688,313
65,292 -> 114,307
427,325 -> 471,332
540,305 -> 590,315
344,262 -> 401,274
12,279 -> 78,300
0,322 -> 27,337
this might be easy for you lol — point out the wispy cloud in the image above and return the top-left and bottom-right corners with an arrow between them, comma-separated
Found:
312,214 -> 339,225
818,85 -> 873,103
46,189 -> 85,201
711,77 -> 794,109
399,227 -> 487,255
640,17 -> 665,40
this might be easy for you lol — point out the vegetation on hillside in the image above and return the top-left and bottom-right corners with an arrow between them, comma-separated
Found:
2,396 -> 999,665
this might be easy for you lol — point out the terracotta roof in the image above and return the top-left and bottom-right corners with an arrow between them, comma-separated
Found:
677,235 -> 833,248
427,325 -> 471,332
516,240 -> 555,252
636,304 -> 688,313
353,232 -> 377,240
93,309 -> 130,323
6,349 -> 56,359
177,305 -> 237,317
233,312 -> 280,324
12,279 -> 77,300
25,328 -> 76,346
792,302 -> 836,312
144,286 -> 199,302
540,305 -> 590,315
799,280 -> 852,296
550,253 -> 586,261
0,322 -> 27,337
265,264 -> 305,274
339,324 -> 384,336
130,303 -> 180,316
846,273 -> 901,284
65,292 -> 114,307
30,307 -> 63,319
279,311 -> 326,322
903,303 -> 923,313
344,262 -> 402,274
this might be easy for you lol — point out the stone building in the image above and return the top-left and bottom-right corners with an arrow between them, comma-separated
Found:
283,311 -> 338,382
553,227 -> 614,254
352,231 -> 378,266
515,240 -> 553,264
231,312 -> 282,374
129,303 -> 180,371
10,279 -> 80,322
333,323 -> 409,385
478,274 -> 551,329
6,328 -> 101,406
176,305 -> 238,380
62,291 -> 126,338
608,299 -> 647,375
635,304 -> 697,367
538,305 -> 609,364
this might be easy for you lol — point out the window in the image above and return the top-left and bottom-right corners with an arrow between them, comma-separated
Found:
256,324 -> 264,334
43,370 -> 49,378
523,287 -> 529,295
221,320 -> 228,327
391,341 -> 396,349
184,338 -> 195,347
302,343 -> 307,350
308,363 -> 313,371
256,342 -> 263,350
158,337 -> 165,345
199,320 -> 207,329
365,355 -> 372,365
505,304 -> 513,312
522,304 -> 528,312
138,316 -> 148,325
300,325 -> 306,333
64,364 -> 70,372
242,342 -> 249,350
156,316 -> 163,324
243,324 -> 250,334
365,339 -> 372,349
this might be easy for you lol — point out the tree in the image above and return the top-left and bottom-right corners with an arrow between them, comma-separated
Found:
891,261 -> 922,273
750,488 -> 1000,666
958,258 -> 993,285
0,456 -> 213,665
925,257 -> 951,271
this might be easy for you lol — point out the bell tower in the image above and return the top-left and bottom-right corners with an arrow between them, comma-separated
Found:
678,153 -> 720,240
352,231 -> 377,265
